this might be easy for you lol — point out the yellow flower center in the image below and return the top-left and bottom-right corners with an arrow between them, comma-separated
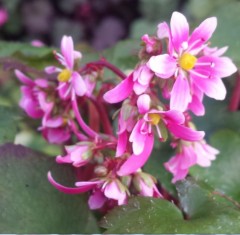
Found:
57,69 -> 72,82
179,53 -> 197,71
148,113 -> 161,125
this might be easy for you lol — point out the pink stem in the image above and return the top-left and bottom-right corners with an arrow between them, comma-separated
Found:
72,98 -> 98,139
229,70 -> 240,112
69,120 -> 88,141
89,95 -> 114,136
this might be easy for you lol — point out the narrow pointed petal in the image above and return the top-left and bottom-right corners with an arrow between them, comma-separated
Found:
48,172 -> 98,194
45,66 -> 61,74
103,74 -> 134,103
61,35 -> 74,69
170,11 -> 189,52
117,134 -> 154,176
157,22 -> 173,54
148,54 -> 177,78
15,70 -> 34,86
167,123 -> 205,141
170,74 -> 192,112
189,17 -> 217,51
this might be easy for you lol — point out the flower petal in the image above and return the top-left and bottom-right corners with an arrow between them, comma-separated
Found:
167,123 -> 205,141
189,17 -> 217,51
103,74 -> 133,103
48,172 -> 99,194
170,11 -> 189,52
192,74 -> 226,100
61,35 -> 74,69
117,134 -> 154,176
137,94 -> 151,114
148,54 -> 176,78
170,74 -> 192,112
104,180 -> 126,205
88,190 -> 107,210
72,72 -> 87,97
15,70 -> 34,86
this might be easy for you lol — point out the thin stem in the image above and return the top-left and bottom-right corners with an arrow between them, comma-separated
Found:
69,120 -> 88,141
86,58 -> 127,80
229,70 -> 240,111
89,95 -> 114,136
212,191 -> 240,209
72,98 -> 98,139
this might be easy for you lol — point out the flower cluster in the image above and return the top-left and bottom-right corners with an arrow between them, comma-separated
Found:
16,12 -> 237,210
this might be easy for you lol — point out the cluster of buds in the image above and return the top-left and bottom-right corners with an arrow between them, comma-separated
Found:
16,12 -> 237,209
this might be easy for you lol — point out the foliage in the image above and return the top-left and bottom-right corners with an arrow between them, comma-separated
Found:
0,0 -> 240,233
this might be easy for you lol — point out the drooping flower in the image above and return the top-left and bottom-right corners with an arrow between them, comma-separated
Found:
15,70 -> 47,119
148,11 -> 237,113
164,140 -> 219,183
45,35 -> 87,100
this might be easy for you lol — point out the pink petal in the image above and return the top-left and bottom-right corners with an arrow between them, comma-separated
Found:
117,134 -> 154,176
48,172 -> 98,194
157,22 -> 173,54
170,11 -> 189,52
189,17 -> 217,52
104,180 -> 126,205
103,74 -> 133,103
43,127 -> 70,144
129,120 -> 147,155
157,22 -> 170,39
161,110 -> 185,125
170,74 -> 192,112
148,54 -> 176,78
61,35 -> 74,69
45,116 -> 63,128
192,74 -> 226,100
45,66 -> 61,74
56,154 -> 72,164
88,190 -> 107,210
133,82 -> 148,95
15,70 -> 34,86
188,94 -> 205,116
167,123 -> 205,141
72,72 -> 87,97
116,131 -> 128,156
137,94 -> 151,114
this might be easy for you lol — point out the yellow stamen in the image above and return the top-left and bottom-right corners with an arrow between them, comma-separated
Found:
179,53 -> 197,71
148,113 -> 161,125
57,69 -> 72,82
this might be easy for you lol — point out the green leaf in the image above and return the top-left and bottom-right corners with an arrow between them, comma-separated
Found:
0,105 -> 19,144
211,1 -> 240,66
0,143 -> 100,233
102,39 -> 140,71
192,97 -> 240,138
191,129 -> 240,201
101,179 -> 240,233
0,41 -> 53,58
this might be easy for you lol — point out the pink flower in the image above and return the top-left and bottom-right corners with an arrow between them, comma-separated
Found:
45,35 -> 87,100
133,172 -> 162,198
103,64 -> 154,103
164,140 -> 219,183
56,142 -> 93,167
0,8 -> 8,26
130,94 -> 204,156
148,11 -> 237,113
15,70 -> 47,119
